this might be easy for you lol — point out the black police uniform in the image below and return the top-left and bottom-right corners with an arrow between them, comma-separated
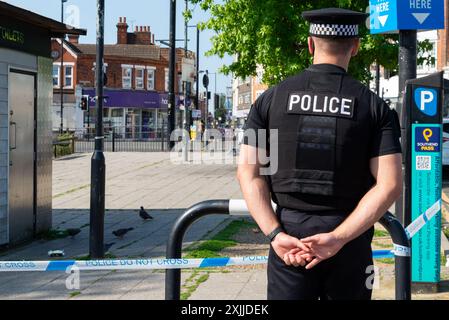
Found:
243,8 -> 402,300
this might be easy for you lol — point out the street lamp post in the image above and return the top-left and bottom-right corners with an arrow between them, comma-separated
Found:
60,0 -> 68,133
89,0 -> 106,259
187,25 -> 200,111
168,0 -> 177,150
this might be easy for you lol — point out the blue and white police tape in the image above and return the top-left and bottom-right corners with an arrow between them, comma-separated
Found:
0,252 -> 398,272
0,257 -> 269,272
405,199 -> 441,239
0,199 -> 441,272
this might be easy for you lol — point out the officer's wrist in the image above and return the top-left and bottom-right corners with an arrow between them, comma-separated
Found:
266,226 -> 285,243
330,230 -> 350,245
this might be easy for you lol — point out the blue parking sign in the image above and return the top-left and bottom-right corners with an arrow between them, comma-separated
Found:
414,87 -> 438,117
370,0 -> 445,33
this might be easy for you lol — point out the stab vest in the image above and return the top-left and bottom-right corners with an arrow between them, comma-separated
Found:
268,65 -> 377,211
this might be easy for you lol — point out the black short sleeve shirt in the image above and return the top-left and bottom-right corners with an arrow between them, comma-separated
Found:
243,86 -> 402,157
243,87 -> 275,148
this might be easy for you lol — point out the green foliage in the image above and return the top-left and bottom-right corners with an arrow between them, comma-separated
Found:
181,270 -> 210,300
37,229 -> 69,240
373,229 -> 389,238
377,258 -> 394,264
184,219 -> 255,258
54,133 -> 74,158
188,0 -> 434,85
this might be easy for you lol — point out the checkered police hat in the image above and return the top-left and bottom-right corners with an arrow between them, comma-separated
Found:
302,8 -> 367,38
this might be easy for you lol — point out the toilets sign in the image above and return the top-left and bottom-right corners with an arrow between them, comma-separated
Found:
370,0 -> 445,33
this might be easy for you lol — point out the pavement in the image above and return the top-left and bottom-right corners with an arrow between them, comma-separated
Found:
0,152 -> 448,300
0,152 -> 243,300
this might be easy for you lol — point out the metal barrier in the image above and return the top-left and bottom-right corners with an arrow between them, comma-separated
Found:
165,199 -> 411,300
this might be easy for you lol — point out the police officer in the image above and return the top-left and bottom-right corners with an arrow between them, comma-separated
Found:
237,8 -> 402,300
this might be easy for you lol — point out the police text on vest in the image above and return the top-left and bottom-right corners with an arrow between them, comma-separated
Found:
287,92 -> 355,118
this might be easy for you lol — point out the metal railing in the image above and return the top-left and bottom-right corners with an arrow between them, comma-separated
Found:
73,126 -> 169,152
165,199 -> 411,300
71,126 -> 240,154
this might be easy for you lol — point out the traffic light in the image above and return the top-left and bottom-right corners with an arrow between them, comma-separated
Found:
214,94 -> 219,109
80,95 -> 89,111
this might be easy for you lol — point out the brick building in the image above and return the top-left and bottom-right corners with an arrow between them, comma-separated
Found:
232,65 -> 268,127
52,17 -> 198,137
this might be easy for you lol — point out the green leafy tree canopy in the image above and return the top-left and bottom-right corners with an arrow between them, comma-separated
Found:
189,0 -> 434,86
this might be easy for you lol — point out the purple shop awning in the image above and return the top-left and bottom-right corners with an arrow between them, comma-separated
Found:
82,88 -> 181,109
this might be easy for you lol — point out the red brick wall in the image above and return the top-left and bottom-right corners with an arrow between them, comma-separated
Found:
75,55 -> 170,91
51,39 -> 78,95
51,39 -> 194,94
437,0 -> 449,71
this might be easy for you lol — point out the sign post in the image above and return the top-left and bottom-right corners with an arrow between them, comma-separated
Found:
403,72 -> 444,291
370,0 -> 445,293
370,0 -> 445,33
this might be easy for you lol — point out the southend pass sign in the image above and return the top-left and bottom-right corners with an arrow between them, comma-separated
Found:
404,72 -> 444,285
369,0 -> 445,33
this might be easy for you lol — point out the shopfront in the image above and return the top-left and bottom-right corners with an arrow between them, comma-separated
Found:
83,88 -> 176,139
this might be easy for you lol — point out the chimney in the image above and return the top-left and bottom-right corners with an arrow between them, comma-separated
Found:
116,16 -> 129,44
68,34 -> 79,44
134,24 -> 152,45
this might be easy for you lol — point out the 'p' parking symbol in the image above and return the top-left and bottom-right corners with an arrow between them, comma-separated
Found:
414,87 -> 437,117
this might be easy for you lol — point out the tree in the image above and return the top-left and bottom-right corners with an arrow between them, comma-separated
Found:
188,0 -> 434,85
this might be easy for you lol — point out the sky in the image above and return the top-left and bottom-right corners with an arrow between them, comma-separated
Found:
4,0 -> 233,97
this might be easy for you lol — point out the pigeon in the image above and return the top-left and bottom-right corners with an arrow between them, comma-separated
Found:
112,228 -> 134,238
66,228 -> 81,237
139,206 -> 153,220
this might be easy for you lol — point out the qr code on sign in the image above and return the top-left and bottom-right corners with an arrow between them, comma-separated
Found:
416,156 -> 431,171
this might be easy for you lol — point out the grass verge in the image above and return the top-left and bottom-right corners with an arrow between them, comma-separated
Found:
374,229 -> 389,238
69,291 -> 81,298
377,258 -> 394,264
183,219 -> 257,259
37,229 -> 70,240
181,271 -> 210,300
180,218 -> 257,300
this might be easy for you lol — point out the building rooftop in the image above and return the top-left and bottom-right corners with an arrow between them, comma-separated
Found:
71,43 -> 162,61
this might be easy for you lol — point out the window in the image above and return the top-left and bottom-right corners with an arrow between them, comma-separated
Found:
244,93 -> 251,104
64,65 -> 73,88
135,67 -> 144,90
53,65 -> 60,87
147,67 -> 155,90
122,66 -> 132,89
165,68 -> 169,92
